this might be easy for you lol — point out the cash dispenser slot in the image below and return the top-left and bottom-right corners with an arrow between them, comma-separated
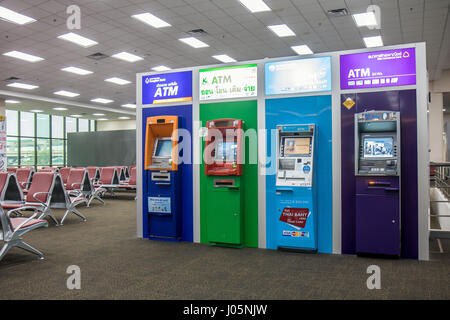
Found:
214,179 -> 236,188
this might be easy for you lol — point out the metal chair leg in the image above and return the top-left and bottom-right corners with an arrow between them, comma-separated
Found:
0,243 -> 12,261
16,241 -> 44,259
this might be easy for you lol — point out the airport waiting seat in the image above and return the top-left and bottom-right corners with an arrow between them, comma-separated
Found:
7,168 -> 17,174
40,167 -> 58,173
119,167 -> 136,190
95,167 -> 120,197
0,206 -> 48,261
0,172 -> 24,203
59,167 -> 71,184
106,166 -> 126,182
16,168 -> 34,190
1,172 -> 59,225
87,167 -> 100,183
67,169 -> 106,207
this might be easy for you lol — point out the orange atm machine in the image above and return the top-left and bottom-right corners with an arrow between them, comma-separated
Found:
144,115 -> 181,240
204,119 -> 244,246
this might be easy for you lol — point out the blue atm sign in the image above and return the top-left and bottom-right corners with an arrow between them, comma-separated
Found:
142,71 -> 192,105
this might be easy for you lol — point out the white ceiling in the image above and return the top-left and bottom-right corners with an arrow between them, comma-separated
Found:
0,0 -> 449,118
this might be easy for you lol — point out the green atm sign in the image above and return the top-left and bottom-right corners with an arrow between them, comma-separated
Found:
199,64 -> 257,101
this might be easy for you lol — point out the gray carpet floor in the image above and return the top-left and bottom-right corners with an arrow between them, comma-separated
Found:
0,192 -> 449,300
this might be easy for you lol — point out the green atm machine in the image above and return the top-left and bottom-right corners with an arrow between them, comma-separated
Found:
204,119 -> 244,247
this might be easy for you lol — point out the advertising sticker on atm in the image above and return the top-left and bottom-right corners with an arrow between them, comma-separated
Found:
279,208 -> 309,228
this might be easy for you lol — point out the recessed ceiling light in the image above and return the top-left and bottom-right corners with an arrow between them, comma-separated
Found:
363,35 -> 383,48
212,54 -> 237,63
352,12 -> 378,27
53,107 -> 68,111
91,98 -> 113,104
132,12 -> 171,28
105,77 -> 131,85
5,99 -> 20,104
291,45 -> 313,55
111,52 -> 143,63
122,103 -> 136,109
239,0 -> 271,13
71,114 -> 82,118
57,32 -> 98,48
30,109 -> 43,113
121,103 -> 136,109
7,82 -> 38,90
3,50 -> 44,62
268,24 -> 296,37
0,6 -> 36,25
118,117 -> 130,120
93,113 -> 105,116
179,37 -> 209,48
54,90 -> 79,97
97,118 -> 108,121
61,66 -> 93,75
152,66 -> 171,72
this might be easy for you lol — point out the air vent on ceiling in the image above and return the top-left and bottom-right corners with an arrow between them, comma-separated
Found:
187,28 -> 208,36
4,76 -> 21,82
87,52 -> 109,60
327,8 -> 349,17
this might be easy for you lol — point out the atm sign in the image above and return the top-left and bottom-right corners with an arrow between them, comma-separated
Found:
280,208 -> 309,228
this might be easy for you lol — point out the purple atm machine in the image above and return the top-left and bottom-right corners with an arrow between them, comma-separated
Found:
355,111 -> 401,256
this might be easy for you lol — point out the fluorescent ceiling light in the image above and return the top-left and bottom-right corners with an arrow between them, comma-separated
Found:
30,109 -> 43,113
239,0 -> 271,13
7,82 -> 38,90
93,113 -> 105,116
132,12 -> 171,28
291,45 -> 313,55
118,117 -> 130,120
5,99 -> 20,104
91,98 -> 113,104
53,107 -> 68,111
121,103 -> 136,109
61,66 -> 93,75
179,37 -> 209,48
152,66 -> 171,72
212,54 -> 237,63
0,6 -> 36,25
352,12 -> 378,27
54,90 -> 79,97
71,114 -> 82,118
97,118 -> 108,121
363,35 -> 383,48
105,77 -> 131,85
3,50 -> 44,62
57,32 -> 98,48
268,24 -> 295,37
111,51 -> 144,63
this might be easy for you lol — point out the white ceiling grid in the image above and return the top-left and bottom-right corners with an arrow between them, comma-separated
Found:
0,0 -> 448,118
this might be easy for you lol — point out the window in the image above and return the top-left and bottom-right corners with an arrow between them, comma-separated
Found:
6,137 -> 19,167
37,138 -> 51,166
37,113 -> 50,138
79,119 -> 89,132
52,139 -> 64,166
6,110 -> 18,136
20,112 -> 35,137
20,137 -> 35,166
5,110 -> 95,168
52,115 -> 64,139
66,117 -> 77,138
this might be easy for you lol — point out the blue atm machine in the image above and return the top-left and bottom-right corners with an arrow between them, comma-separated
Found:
274,124 -> 317,252
144,115 -> 182,240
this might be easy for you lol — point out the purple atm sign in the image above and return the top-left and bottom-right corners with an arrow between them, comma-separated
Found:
142,71 -> 192,105
340,48 -> 416,90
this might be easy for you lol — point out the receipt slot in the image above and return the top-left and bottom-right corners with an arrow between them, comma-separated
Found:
355,111 -> 401,256
275,124 -> 317,252
144,115 -> 181,240
204,119 -> 244,246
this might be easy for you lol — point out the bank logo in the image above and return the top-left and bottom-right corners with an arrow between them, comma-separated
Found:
403,51 -> 410,58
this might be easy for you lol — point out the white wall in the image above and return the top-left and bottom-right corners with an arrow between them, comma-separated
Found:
429,92 -> 444,162
97,119 -> 136,131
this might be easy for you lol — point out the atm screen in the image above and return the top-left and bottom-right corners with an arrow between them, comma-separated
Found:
155,139 -> 172,157
215,141 -> 237,161
363,137 -> 393,158
283,137 -> 311,156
